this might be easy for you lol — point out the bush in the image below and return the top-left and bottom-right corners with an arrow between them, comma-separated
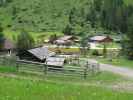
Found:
92,50 -> 100,56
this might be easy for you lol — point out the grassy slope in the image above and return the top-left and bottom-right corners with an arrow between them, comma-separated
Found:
1,0 -> 133,42
125,0 -> 133,5
0,76 -> 133,100
0,64 -> 133,100
0,65 -> 124,83
0,0 -> 88,31
3,29 -> 63,43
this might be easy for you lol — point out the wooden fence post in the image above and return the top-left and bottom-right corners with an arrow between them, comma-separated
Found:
84,62 -> 88,79
96,63 -> 100,73
2,56 -> 6,65
16,61 -> 19,72
44,64 -> 48,76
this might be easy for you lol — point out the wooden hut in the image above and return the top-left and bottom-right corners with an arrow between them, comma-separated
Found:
54,35 -> 79,45
89,36 -> 113,43
26,46 -> 55,62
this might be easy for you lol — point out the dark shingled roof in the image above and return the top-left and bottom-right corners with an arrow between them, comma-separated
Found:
28,47 -> 55,60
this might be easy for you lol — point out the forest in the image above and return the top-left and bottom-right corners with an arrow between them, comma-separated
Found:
0,1 -> 133,99
0,0 -> 133,59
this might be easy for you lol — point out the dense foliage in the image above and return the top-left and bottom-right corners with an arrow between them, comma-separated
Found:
0,0 -> 133,58
0,24 -> 5,49
17,30 -> 34,56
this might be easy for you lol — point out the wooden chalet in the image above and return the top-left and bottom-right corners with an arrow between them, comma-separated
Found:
54,35 -> 79,45
89,36 -> 113,43
25,46 -> 55,62
24,47 -> 66,68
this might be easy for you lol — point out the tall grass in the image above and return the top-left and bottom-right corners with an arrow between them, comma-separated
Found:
0,76 -> 133,100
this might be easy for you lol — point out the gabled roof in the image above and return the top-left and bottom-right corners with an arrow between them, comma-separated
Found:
90,36 -> 107,41
46,57 -> 65,66
58,35 -> 78,41
58,36 -> 73,41
90,36 -> 113,42
28,46 -> 55,60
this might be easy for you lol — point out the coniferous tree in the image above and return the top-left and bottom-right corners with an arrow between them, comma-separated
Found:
0,24 -> 5,49
125,14 -> 133,59
101,0 -> 124,31
17,30 -> 35,57
63,24 -> 73,35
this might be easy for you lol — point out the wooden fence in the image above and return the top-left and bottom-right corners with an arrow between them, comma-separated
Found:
0,56 -> 100,79
0,56 -> 17,66
16,59 -> 100,79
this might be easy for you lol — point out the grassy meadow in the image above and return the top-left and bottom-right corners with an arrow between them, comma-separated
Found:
0,74 -> 133,100
0,65 -> 124,83
0,58 -> 133,100
3,29 -> 63,43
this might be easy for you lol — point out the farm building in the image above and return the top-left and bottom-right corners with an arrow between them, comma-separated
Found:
28,46 -> 55,62
89,36 -> 113,43
54,35 -> 79,45
19,46 -> 55,62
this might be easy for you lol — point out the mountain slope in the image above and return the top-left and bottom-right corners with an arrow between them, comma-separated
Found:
0,0 -> 89,32
0,0 -> 132,32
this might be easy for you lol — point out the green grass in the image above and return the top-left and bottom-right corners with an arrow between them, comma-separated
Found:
3,29 -> 63,43
0,76 -> 133,100
125,0 -> 133,5
98,57 -> 133,68
0,65 -> 17,73
0,65 -> 133,100
0,65 -> 123,83
96,43 -> 121,48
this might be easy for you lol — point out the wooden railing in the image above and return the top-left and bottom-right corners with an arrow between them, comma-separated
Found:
16,59 -> 100,79
0,56 -> 100,79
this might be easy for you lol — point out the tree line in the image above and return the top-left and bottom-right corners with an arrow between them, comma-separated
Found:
63,0 -> 133,59
0,0 -> 133,59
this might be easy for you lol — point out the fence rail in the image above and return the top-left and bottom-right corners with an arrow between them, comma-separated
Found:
0,56 -> 100,79
16,59 -> 100,78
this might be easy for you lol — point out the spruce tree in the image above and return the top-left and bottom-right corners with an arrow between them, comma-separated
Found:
126,14 -> 133,59
17,30 -> 35,57
0,24 -> 5,49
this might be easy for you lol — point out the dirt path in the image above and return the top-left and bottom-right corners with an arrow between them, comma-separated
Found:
100,63 -> 133,79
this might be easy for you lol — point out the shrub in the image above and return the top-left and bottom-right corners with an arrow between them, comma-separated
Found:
92,50 -> 100,56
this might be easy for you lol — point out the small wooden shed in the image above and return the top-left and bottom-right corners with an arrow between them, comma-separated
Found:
90,36 -> 113,43
54,35 -> 79,45
27,46 -> 55,62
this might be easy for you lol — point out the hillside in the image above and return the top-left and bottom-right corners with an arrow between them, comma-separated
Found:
0,0 -> 132,32
0,0 -> 90,32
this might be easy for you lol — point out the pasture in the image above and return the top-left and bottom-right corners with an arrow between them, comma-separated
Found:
0,70 -> 133,100
0,54 -> 133,100
3,29 -> 63,43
